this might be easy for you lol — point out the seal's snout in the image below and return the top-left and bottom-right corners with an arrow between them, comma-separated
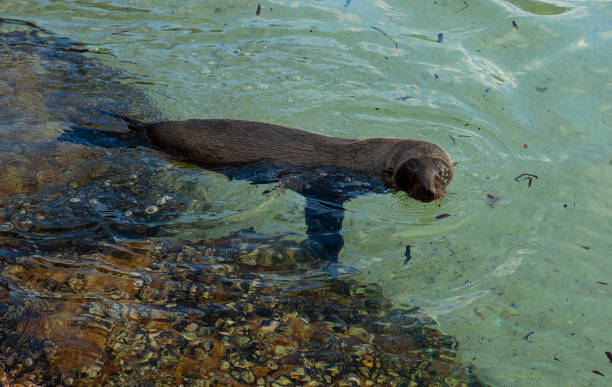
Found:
393,157 -> 453,202
418,175 -> 439,202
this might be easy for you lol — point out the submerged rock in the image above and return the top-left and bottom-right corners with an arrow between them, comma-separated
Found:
0,20 -> 159,196
0,217 -> 485,385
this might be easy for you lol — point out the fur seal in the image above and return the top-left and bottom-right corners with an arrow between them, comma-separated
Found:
115,116 -> 455,202
62,114 -> 455,261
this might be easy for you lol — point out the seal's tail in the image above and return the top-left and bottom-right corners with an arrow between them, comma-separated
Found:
112,112 -> 149,132
93,108 -> 148,132
58,125 -> 142,148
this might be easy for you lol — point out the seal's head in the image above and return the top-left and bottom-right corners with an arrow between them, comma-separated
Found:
391,157 -> 454,202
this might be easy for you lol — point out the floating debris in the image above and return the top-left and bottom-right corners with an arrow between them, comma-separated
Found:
371,26 -> 398,49
514,173 -> 538,188
404,245 -> 412,264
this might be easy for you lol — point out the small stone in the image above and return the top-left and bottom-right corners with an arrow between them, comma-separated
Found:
185,323 -> 198,332
234,335 -> 250,346
69,197 -> 81,203
129,174 -> 137,179
276,376 -> 292,386
24,357 -> 33,367
182,332 -> 198,341
156,195 -> 173,205
145,205 -> 158,214
125,210 -> 133,217
326,365 -> 340,376
315,362 -> 329,370
361,357 -> 374,368
88,198 -> 99,205
241,371 -> 255,383
340,375 -> 361,386
203,340 -> 213,351
220,360 -> 231,370
290,367 -> 306,380
267,360 -> 278,370
104,179 -> 111,186
258,319 -> 280,334
274,345 -> 291,356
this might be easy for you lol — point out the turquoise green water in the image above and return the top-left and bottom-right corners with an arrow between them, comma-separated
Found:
2,0 -> 611,385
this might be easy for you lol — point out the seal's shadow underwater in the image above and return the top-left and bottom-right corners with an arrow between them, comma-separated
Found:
62,114 -> 455,261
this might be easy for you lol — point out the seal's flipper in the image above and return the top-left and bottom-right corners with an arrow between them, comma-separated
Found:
303,197 -> 345,262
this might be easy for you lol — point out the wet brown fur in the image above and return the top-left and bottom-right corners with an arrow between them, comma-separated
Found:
121,117 -> 454,202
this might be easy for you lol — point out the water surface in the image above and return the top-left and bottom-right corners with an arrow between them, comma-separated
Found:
1,0 -> 611,385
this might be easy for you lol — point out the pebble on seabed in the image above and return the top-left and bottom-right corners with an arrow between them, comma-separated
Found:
0,198 -> 485,386
145,205 -> 158,214
157,195 -> 173,205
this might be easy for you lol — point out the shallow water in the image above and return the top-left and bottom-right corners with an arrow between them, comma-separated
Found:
1,0 -> 611,386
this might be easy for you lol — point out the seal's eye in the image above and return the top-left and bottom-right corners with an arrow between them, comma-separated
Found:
394,161 -> 418,191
